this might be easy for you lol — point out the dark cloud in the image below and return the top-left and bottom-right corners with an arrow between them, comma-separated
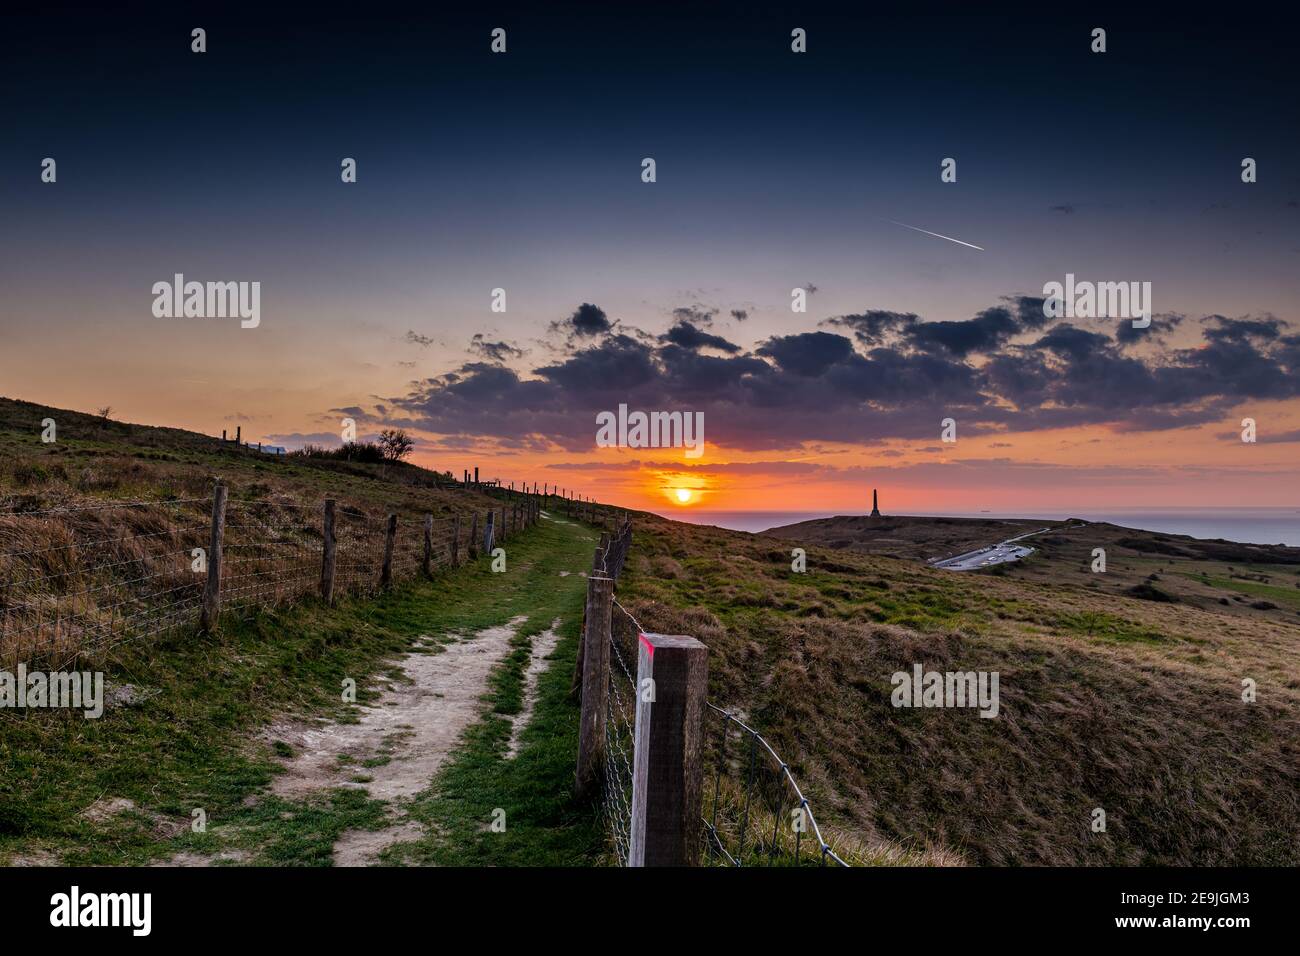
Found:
568,303 -> 611,337
1050,204 -> 1076,214
366,299 -> 1300,453
1115,312 -> 1184,346
660,321 -> 741,353
537,335 -> 659,394
831,302 -> 1038,355
1005,295 -> 1052,331
826,310 -> 918,346
907,306 -> 1020,357
1217,427 -> 1300,444
469,334 -> 525,363
730,309 -> 749,322
1202,316 -> 1282,343
405,330 -> 435,347
670,305 -> 718,327
1030,325 -> 1112,361
757,332 -> 853,376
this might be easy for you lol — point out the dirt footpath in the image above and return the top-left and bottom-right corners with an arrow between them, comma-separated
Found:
267,616 -> 527,803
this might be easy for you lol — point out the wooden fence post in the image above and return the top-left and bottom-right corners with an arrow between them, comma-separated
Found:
628,633 -> 709,866
422,514 -> 433,577
380,514 -> 397,588
200,482 -> 228,632
321,499 -> 337,604
575,574 -> 614,799
570,534 -> 606,700
469,512 -> 479,559
451,514 -> 461,565
483,510 -> 494,555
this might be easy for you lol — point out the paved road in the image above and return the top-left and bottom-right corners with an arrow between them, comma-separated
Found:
929,527 -> 1054,571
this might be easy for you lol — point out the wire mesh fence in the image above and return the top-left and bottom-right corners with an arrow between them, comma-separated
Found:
702,704 -> 850,866
221,499 -> 324,613
0,498 -> 211,670
589,520 -> 637,865
592,517 -> 850,867
0,486 -> 544,670
334,505 -> 384,597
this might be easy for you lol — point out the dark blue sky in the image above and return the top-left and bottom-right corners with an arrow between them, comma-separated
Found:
2,4 -> 1297,510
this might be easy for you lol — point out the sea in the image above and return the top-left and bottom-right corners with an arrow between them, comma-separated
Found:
658,508 -> 1300,547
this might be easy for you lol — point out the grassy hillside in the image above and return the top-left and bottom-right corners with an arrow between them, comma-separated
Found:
766,513 -> 1064,561
0,396 -> 603,866
1,516 -> 602,866
766,512 -> 1300,628
0,396 -> 543,669
5,395 -> 1296,867
616,513 -> 1300,865
0,395 -> 498,518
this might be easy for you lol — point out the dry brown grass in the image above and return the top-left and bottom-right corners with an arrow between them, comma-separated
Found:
616,511 -> 1300,865
0,398 -> 536,669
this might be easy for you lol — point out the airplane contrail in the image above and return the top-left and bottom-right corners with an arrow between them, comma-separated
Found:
882,218 -> 984,251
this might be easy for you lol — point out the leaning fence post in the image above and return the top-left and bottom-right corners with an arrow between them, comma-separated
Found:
451,514 -> 461,565
483,510 -> 495,555
576,573 -> 614,799
380,514 -> 397,588
628,633 -> 709,866
200,482 -> 228,632
321,499 -> 338,604
422,514 -> 433,577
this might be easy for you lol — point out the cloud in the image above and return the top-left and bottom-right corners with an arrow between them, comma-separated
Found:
660,321 -> 741,353
907,306 -> 1021,357
670,305 -> 719,327
469,334 -> 525,363
1215,427 -> 1300,444
405,330 -> 435,347
825,310 -> 919,345
730,309 -> 749,322
264,431 -> 347,449
357,298 -> 1300,454
568,303 -> 611,337
1115,312 -> 1184,346
757,331 -> 853,375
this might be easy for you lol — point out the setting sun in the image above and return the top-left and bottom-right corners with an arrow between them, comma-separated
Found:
674,488 -> 693,504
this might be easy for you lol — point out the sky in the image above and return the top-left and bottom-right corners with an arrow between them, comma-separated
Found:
2,4 -> 1297,515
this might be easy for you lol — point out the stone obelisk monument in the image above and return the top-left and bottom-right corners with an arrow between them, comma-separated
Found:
870,489 -> 881,517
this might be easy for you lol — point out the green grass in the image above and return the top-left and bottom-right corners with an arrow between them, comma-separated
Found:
1183,573 -> 1300,608
1050,610 -> 1169,645
381,523 -> 606,866
383,613 -> 604,866
0,512 -> 603,866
